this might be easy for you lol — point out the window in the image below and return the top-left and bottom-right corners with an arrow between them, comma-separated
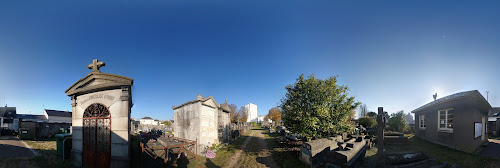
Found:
419,114 -> 426,129
438,109 -> 453,131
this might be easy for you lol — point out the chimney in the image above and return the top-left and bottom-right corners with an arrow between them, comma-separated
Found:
433,93 -> 437,101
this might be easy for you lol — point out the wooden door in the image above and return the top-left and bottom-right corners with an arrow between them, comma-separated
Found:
83,103 -> 111,168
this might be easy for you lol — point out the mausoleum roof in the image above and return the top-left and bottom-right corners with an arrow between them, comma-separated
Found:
172,94 -> 218,110
66,71 -> 134,96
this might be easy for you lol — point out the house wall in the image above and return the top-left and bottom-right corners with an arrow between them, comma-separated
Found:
414,96 -> 488,153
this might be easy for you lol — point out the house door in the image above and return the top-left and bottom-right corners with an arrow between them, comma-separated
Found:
83,103 -> 111,168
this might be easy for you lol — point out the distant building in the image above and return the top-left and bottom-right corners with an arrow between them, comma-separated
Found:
140,116 -> 159,125
487,108 -> 500,136
405,113 -> 415,125
412,90 -> 489,153
245,102 -> 258,123
256,115 -> 271,124
0,105 -> 18,130
44,109 -> 72,123
16,109 -> 72,140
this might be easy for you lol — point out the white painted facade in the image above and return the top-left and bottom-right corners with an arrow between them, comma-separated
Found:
140,118 -> 160,125
245,103 -> 258,123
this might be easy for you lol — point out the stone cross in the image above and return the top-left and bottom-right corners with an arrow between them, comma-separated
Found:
87,59 -> 106,73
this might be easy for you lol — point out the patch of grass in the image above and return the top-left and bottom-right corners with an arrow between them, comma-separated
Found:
24,139 -> 76,168
365,134 -> 500,168
264,131 -> 308,168
187,128 -> 254,167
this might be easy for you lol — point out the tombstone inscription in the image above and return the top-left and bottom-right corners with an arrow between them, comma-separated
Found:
66,59 -> 133,168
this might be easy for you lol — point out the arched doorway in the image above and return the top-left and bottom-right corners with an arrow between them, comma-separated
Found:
83,103 -> 111,168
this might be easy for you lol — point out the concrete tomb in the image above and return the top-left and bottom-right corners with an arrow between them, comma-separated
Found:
66,59 -> 133,168
173,94 -> 232,155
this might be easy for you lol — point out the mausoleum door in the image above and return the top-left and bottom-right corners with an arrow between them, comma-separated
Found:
83,103 -> 111,168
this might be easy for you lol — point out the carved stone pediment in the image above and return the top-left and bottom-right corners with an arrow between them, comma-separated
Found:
202,98 -> 218,109
65,72 -> 133,96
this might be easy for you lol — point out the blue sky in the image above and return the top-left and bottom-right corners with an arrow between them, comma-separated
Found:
0,1 -> 499,120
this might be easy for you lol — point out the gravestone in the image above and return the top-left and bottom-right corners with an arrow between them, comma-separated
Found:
66,59 -> 133,168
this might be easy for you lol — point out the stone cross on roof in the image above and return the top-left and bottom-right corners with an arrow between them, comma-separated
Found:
87,59 -> 106,73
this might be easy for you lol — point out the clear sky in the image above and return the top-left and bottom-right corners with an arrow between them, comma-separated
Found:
0,1 -> 499,120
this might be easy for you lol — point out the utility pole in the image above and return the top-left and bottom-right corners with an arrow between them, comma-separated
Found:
486,91 -> 489,103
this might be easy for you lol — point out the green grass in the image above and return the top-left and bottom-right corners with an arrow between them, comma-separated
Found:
23,139 -> 76,168
365,134 -> 500,168
187,127 -> 253,167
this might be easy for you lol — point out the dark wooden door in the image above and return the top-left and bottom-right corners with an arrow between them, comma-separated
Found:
83,103 -> 111,168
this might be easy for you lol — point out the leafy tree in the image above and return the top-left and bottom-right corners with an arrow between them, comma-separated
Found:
225,103 -> 238,123
359,104 -> 368,118
267,107 -> 282,126
387,110 -> 409,132
358,117 -> 376,128
238,106 -> 248,123
280,74 -> 360,140
367,112 -> 377,118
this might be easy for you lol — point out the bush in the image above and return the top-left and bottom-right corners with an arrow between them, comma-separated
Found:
387,110 -> 410,133
358,117 -> 377,128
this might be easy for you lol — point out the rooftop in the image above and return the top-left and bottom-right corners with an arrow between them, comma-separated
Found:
45,109 -> 72,117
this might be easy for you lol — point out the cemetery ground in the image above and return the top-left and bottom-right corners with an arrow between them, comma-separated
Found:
365,134 -> 500,168
139,125 -> 303,168
182,125 -> 288,168
0,136 -> 74,168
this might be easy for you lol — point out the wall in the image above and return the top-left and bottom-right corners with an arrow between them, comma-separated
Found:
414,95 -> 488,153
72,88 -> 131,167
19,121 -> 70,140
200,105 -> 218,149
217,110 -> 231,143
174,102 -> 202,154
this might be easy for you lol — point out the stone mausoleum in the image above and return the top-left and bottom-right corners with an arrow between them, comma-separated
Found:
66,59 -> 133,168
173,94 -> 231,155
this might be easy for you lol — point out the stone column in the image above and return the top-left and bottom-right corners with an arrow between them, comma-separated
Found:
70,95 -> 83,167
376,107 -> 385,166
110,86 -> 131,167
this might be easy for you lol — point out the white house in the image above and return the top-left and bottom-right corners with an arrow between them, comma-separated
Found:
140,116 -> 159,125
245,102 -> 258,123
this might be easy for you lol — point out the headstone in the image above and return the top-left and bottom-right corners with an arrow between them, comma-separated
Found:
66,59 -> 133,168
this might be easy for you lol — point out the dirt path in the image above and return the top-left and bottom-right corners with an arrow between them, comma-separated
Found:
224,129 -> 279,168
223,130 -> 256,168
255,129 -> 279,168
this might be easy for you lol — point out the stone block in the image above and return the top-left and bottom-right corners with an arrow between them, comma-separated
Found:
72,118 -> 83,127
111,116 -> 129,131
111,130 -> 129,144
111,143 -> 129,157
71,149 -> 82,167
73,138 -> 83,151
